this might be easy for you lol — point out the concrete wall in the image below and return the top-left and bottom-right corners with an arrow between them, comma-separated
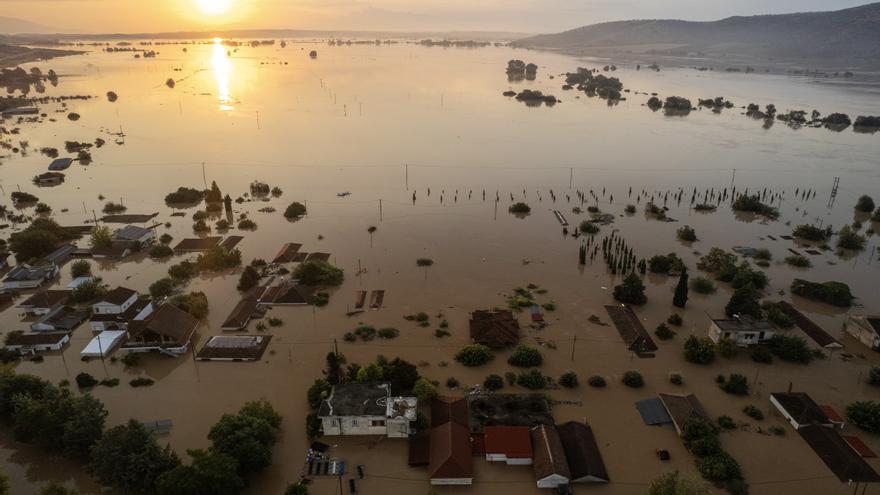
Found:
321,416 -> 388,436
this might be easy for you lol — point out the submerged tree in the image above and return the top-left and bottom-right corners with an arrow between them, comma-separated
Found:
673,268 -> 689,308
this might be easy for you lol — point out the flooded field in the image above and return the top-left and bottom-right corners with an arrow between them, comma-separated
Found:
1,40 -> 880,495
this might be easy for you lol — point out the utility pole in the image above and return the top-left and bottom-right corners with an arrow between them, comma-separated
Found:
202,162 -> 207,189
191,344 -> 200,382
379,199 -> 383,221
333,338 -> 339,356
569,168 -> 573,189
570,335 -> 577,361
405,164 -> 408,190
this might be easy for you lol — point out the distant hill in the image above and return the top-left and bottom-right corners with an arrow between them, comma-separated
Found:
515,3 -> 880,66
0,17 -> 57,35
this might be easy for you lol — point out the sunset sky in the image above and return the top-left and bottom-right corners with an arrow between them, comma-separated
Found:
0,0 -> 872,34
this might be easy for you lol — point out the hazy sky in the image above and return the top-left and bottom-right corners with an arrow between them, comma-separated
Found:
0,0 -> 873,34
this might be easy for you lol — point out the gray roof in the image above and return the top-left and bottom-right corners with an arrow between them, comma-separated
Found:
34,307 -> 88,331
114,225 -> 152,241
712,315 -> 775,333
4,264 -> 55,282
43,243 -> 76,264
318,382 -> 390,417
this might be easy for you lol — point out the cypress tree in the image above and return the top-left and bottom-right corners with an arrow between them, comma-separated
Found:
673,267 -> 689,308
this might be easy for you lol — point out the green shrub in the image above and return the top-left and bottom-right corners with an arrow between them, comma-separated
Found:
446,377 -> 459,389
516,370 -> 546,389
75,372 -> 98,388
416,258 -> 434,267
508,202 -> 531,214
70,260 -> 91,278
622,371 -> 644,388
579,221 -> 599,234
613,273 -> 647,305
696,451 -> 743,482
750,346 -> 773,364
768,334 -> 813,364
294,261 -> 344,286
793,224 -> 830,241
455,345 -> 493,367
149,278 -> 175,299
847,401 -> 880,433
754,248 -> 772,261
837,225 -> 866,250
684,335 -> 715,364
507,345 -> 543,367
353,325 -> 376,341
718,415 -> 736,430
588,375 -> 606,388
667,313 -> 683,326
484,374 -> 503,391
785,255 -> 811,268
670,373 -> 683,385
677,225 -> 697,242
856,195 -> 875,213
732,194 -> 778,219
559,371 -> 579,388
717,337 -> 737,359
790,279 -> 853,307
378,327 -> 399,339
691,276 -> 717,294
655,323 -> 675,340
267,317 -> 283,327
284,202 -> 307,219
719,374 -> 749,395
743,405 -> 763,420
149,244 -> 173,259
129,377 -> 154,388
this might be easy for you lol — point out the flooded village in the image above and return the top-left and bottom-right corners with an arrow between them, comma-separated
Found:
2,5 -> 880,495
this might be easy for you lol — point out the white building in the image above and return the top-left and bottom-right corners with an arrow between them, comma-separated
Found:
843,315 -> 880,351
92,287 -> 139,315
318,383 -> 417,438
770,392 -> 833,430
5,332 -> 70,355
708,315 -> 776,347
81,331 -> 127,358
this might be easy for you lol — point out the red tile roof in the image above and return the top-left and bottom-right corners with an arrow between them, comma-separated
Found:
431,397 -> 469,428
469,310 -> 520,348
819,405 -> 845,424
429,421 -> 473,480
843,435 -> 877,458
484,426 -> 533,459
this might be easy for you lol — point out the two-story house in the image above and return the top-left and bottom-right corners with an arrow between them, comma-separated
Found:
318,382 -> 417,438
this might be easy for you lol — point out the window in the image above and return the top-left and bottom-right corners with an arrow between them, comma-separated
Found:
371,420 -> 385,427
351,419 -> 358,427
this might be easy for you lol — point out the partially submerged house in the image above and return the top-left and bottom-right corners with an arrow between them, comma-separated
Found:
92,287 -> 138,316
843,315 -> 880,351
120,303 -> 199,356
531,424 -> 571,489
220,296 -> 264,331
17,290 -> 70,316
770,392 -> 833,430
469,309 -> 520,348
798,425 -> 880,482
47,158 -> 73,171
30,306 -> 88,332
557,421 -> 610,484
4,332 -> 70,355
2,264 -> 59,290
81,330 -> 127,358
112,225 -> 156,247
484,425 -> 533,465
658,393 -> 710,436
428,397 -> 473,486
90,299 -> 153,332
318,382 -> 417,438
708,315 -> 776,347
43,243 -> 77,266
196,335 -> 272,361
34,172 -> 65,186
257,283 -> 315,306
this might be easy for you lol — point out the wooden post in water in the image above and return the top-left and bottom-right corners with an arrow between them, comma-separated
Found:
570,335 -> 576,361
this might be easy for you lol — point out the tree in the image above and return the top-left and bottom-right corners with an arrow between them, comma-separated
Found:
293,261 -> 344,286
169,292 -> 209,318
613,273 -> 647,305
206,181 -> 223,203
386,358 -> 418,394
208,403 -> 281,474
673,268 -> 689,308
237,265 -> 260,291
454,345 -> 493,367
0,466 -> 7,495
847,401 -> 880,433
684,336 -> 715,365
517,370 -> 546,389
307,379 -> 331,410
622,371 -> 644,388
284,202 -> 307,219
856,195 -> 875,213
356,362 -> 384,382
89,226 -> 113,249
648,470 -> 709,495
8,218 -> 78,261
507,345 -> 543,367
70,260 -> 91,278
149,278 -> 176,299
149,245 -> 174,259
484,374 -> 504,391
719,374 -> 749,395
768,334 -> 813,364
559,371 -> 579,388
325,352 -> 346,385
155,449 -> 243,495
725,285 -> 762,319
285,483 -> 309,495
91,420 -> 180,494
716,337 -> 737,359
70,279 -> 108,303
412,378 -> 438,401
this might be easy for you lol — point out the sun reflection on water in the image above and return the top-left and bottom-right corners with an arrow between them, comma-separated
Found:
211,38 -> 233,111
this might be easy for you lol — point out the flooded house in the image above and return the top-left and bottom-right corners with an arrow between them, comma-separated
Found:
112,225 -> 156,247
43,243 -> 77,266
16,290 -> 70,316
708,315 -> 776,347
429,397 -> 473,486
89,287 -> 154,332
531,424 -> 570,489
469,309 -> 520,348
2,264 -> 60,290
4,332 -> 70,356
770,392 -> 834,430
120,302 -> 199,356
842,315 -> 880,351
318,382 -> 417,438
30,306 -> 88,332
557,422 -> 610,484
483,425 -> 533,465
34,172 -> 65,186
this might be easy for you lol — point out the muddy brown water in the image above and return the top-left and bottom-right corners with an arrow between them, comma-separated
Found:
0,40 -> 879,494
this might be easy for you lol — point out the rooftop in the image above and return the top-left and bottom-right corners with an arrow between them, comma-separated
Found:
5,332 -> 68,347
5,264 -> 55,282
429,421 -> 473,480
173,237 -> 222,252
318,382 -> 391,418
771,392 -> 831,426
196,335 -> 272,361
469,309 -> 520,348
605,304 -> 658,353
531,424 -> 571,481
557,422 -> 609,482
126,303 -> 199,345
431,396 -> 469,428
799,425 -> 880,482
220,296 -> 262,330
712,315 -> 776,333
97,287 -> 137,306
34,306 -> 87,331
484,425 -> 533,459
113,225 -> 152,241
18,290 -> 70,309
272,243 -> 303,263
659,393 -> 709,434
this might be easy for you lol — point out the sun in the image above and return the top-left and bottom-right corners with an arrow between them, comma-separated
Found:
195,0 -> 233,15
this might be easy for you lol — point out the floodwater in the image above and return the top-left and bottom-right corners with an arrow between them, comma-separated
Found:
1,39 -> 880,495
